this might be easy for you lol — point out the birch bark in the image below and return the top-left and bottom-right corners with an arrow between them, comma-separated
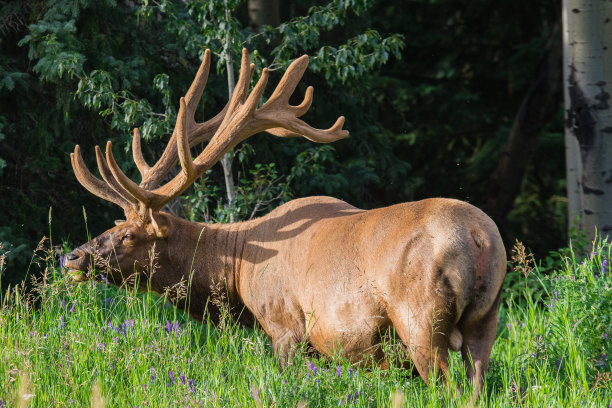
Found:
563,0 -> 612,240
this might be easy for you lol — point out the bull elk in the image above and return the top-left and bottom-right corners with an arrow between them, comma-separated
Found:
64,48 -> 506,397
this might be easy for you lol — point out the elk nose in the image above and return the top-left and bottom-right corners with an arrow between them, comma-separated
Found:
65,249 -> 84,262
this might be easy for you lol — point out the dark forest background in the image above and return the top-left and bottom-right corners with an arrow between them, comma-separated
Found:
0,0 -> 564,288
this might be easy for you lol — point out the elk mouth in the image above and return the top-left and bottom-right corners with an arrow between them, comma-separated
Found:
66,268 -> 89,282
62,249 -> 93,282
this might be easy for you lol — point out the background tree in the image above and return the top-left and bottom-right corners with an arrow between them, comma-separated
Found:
563,0 -> 612,242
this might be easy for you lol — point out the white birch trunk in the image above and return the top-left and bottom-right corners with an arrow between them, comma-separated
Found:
563,0 -> 612,240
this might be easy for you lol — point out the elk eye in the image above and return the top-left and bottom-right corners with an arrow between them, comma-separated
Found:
121,233 -> 135,242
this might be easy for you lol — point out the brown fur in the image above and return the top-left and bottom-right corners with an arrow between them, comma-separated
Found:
65,196 -> 506,397
65,48 -> 506,398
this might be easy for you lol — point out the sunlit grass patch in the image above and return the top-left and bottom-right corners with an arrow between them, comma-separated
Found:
0,238 -> 611,407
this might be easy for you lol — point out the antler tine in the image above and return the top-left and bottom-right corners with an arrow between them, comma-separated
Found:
176,97 -> 196,179
226,49 -> 256,115
184,49 -> 212,115
95,146 -> 139,205
132,128 -> 151,179
266,55 -> 310,107
70,145 -> 132,210
105,141 -> 158,207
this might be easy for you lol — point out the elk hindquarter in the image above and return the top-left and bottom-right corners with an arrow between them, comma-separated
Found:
233,196 -> 506,380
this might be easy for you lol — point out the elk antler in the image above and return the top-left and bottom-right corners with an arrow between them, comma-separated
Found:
71,48 -> 348,217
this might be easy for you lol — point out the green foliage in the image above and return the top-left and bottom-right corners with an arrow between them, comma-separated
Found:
498,238 -> 612,403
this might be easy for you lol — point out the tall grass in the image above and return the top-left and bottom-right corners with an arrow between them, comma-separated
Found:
0,238 -> 611,407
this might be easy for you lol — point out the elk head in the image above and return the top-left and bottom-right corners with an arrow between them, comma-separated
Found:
63,49 -> 348,285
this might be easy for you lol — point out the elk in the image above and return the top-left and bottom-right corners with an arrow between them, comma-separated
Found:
63,48 -> 506,397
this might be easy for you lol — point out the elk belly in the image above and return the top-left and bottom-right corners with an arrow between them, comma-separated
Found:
304,295 -> 390,363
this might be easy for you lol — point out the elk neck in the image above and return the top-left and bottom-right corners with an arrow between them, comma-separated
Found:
155,215 -> 255,325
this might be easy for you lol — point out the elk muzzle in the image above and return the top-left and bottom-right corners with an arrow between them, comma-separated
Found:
63,247 -> 93,281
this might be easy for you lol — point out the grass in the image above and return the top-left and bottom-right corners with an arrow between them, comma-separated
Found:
0,238 -> 611,407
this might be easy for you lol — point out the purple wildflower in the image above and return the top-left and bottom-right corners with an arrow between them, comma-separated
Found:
43,333 -> 48,339
100,273 -> 111,285
336,365 -> 342,376
59,316 -> 65,329
165,321 -> 172,333
114,336 -> 119,343
250,386 -> 260,401
204,213 -> 209,223
507,322 -> 511,329
69,300 -> 77,313
61,299 -> 66,309
521,322 -> 526,327
180,372 -> 186,385
306,361 -> 317,377
571,275 -> 575,281
187,357 -> 191,364
150,367 -> 156,382
591,251 -> 598,261
605,333 -> 609,340
169,370 -> 176,384
316,378 -> 320,386
553,290 -> 558,298
609,397 -> 612,408
188,379 -> 196,394
603,260 -> 608,275
349,368 -> 353,378
595,274 -> 599,280
105,297 -> 112,306
59,255 -> 64,269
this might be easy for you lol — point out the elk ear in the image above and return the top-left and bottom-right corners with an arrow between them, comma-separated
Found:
149,209 -> 169,238
114,220 -> 126,226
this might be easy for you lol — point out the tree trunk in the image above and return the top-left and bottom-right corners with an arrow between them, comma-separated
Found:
563,0 -> 612,241
482,23 -> 562,233
248,0 -> 279,30
222,6 -> 237,222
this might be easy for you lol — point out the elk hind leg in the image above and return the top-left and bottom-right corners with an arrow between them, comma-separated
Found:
390,302 -> 454,387
458,289 -> 502,399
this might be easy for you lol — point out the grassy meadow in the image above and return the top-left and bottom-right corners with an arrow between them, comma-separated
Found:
0,237 -> 611,407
